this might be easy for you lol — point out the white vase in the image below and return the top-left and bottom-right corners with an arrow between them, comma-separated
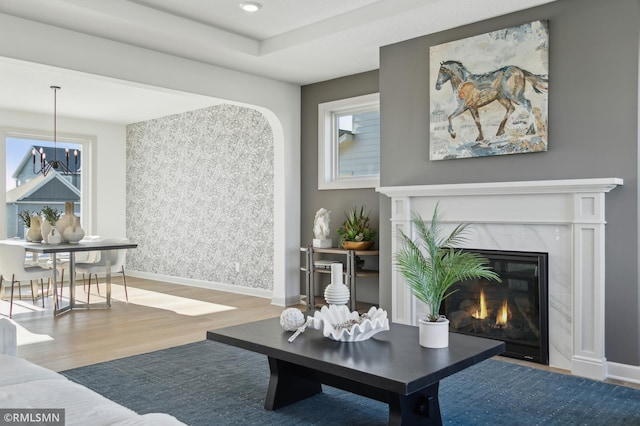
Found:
26,217 -> 43,243
324,263 -> 350,305
57,201 -> 76,241
63,216 -> 85,244
418,316 -> 450,348
48,228 -> 62,245
41,220 -> 52,244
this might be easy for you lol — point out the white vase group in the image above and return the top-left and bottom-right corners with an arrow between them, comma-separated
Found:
35,201 -> 85,244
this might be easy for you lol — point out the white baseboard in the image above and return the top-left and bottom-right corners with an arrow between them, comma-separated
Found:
127,270 -> 274,301
607,361 -> 640,385
271,294 -> 304,308
572,355 -> 607,381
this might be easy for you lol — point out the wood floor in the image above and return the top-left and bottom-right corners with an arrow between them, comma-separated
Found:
6,276 -> 286,371
4,276 -> 639,390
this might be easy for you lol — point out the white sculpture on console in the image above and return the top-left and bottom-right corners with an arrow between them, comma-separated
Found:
313,208 -> 332,248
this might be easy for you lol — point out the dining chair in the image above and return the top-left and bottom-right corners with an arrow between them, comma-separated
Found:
7,247 -> 52,301
75,238 -> 129,303
0,243 -> 54,318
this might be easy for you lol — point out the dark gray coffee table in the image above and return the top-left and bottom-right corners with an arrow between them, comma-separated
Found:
207,317 -> 504,425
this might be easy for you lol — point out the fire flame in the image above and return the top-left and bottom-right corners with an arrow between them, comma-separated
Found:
496,299 -> 508,326
473,289 -> 488,319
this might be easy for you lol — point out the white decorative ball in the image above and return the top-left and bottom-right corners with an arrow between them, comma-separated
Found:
280,308 -> 305,331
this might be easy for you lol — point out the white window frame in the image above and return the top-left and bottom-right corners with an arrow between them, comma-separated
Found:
1,128 -> 94,239
318,93 -> 380,190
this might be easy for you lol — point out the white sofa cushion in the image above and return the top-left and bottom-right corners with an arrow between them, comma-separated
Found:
0,318 -> 17,356
0,320 -> 185,425
1,379 -> 138,426
0,355 -> 63,386
0,388 -> 33,409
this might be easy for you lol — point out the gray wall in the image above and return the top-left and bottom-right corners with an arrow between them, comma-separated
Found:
300,70 -> 380,301
302,0 -> 640,366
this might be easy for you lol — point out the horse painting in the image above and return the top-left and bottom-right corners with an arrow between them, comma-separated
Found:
435,60 -> 548,142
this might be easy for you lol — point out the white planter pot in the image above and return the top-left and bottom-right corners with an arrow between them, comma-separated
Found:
418,317 -> 450,348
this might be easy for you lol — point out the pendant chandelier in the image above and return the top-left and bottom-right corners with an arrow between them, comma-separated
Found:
32,85 -> 78,176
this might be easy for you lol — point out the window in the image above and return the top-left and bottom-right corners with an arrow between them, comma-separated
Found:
318,93 -> 380,190
3,131 -> 91,240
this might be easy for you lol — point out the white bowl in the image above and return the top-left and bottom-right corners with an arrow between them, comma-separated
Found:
309,304 -> 389,342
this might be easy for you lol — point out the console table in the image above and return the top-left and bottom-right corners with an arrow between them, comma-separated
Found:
207,317 -> 504,425
300,246 -> 379,312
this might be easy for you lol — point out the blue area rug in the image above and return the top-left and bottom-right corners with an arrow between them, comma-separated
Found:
61,340 -> 640,425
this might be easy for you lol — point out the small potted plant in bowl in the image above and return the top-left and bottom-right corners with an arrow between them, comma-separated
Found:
336,206 -> 377,250
19,210 -> 37,242
18,210 -> 33,229
395,203 -> 500,348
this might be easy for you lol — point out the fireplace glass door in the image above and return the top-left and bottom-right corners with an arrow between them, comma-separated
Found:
441,249 -> 549,364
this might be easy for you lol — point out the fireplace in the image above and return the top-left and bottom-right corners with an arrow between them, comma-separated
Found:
377,178 -> 622,380
440,249 -> 549,364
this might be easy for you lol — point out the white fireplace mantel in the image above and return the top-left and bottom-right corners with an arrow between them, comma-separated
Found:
377,178 -> 622,197
377,178 -> 623,380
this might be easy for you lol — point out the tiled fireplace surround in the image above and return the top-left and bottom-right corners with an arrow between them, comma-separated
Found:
378,178 -> 623,381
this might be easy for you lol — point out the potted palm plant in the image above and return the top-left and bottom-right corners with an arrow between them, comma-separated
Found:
395,203 -> 500,348
336,206 -> 377,250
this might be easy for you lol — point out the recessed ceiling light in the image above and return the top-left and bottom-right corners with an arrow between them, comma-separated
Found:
239,2 -> 262,13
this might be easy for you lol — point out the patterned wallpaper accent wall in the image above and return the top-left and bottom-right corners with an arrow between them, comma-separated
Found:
126,104 -> 274,291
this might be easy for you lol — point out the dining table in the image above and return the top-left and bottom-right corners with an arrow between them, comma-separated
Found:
3,239 -> 137,316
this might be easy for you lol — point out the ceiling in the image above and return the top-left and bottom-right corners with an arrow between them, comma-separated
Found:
0,0 -> 555,124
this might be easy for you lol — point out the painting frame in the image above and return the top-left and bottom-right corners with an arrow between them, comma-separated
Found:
429,20 -> 549,161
